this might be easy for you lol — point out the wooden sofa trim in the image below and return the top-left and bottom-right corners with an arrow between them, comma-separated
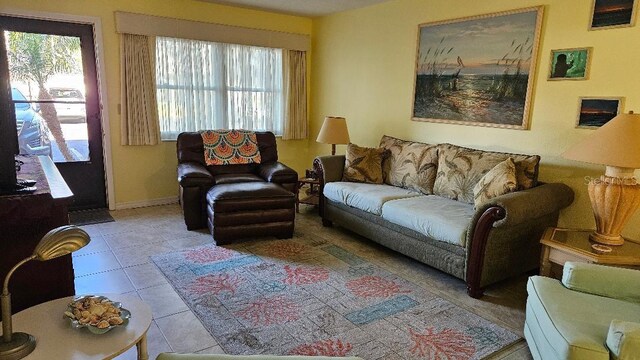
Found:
466,206 -> 506,298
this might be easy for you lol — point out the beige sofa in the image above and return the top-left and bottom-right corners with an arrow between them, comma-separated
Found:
314,135 -> 574,298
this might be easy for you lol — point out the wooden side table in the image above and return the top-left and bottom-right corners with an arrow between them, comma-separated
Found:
12,293 -> 152,360
296,177 -> 320,213
540,227 -> 640,277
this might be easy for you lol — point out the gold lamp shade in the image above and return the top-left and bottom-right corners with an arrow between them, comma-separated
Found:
563,111 -> 640,245
1,225 -> 90,360
33,226 -> 91,261
316,116 -> 350,155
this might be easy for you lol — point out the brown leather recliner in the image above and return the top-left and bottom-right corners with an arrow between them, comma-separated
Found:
176,132 -> 298,241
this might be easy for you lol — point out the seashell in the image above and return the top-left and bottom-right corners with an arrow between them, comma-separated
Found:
108,317 -> 123,325
96,320 -> 110,329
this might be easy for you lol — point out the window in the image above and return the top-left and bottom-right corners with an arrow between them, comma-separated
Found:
156,37 -> 283,140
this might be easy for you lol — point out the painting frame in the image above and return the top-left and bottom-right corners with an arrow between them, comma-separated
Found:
548,47 -> 592,81
576,97 -> 624,129
411,6 -> 544,130
589,0 -> 638,30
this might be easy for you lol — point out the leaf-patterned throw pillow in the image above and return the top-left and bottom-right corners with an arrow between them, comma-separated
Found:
433,143 -> 540,204
342,143 -> 385,184
379,135 -> 438,195
473,158 -> 517,208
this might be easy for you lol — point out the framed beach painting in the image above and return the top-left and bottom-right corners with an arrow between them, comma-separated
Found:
548,48 -> 592,80
412,6 -> 544,130
590,0 -> 637,30
576,97 -> 623,128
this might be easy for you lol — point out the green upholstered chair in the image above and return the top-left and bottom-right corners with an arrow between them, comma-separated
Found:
525,262 -> 640,360
157,354 -> 363,360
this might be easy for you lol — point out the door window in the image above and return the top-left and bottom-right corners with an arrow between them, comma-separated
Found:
5,31 -> 89,163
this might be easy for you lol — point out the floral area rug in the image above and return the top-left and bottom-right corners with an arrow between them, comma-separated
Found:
151,236 -> 519,359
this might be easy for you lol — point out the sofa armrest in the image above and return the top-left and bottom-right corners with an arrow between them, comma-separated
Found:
607,320 -> 640,360
178,162 -> 214,187
562,262 -> 640,303
480,183 -> 574,228
257,162 -> 298,184
313,155 -> 345,184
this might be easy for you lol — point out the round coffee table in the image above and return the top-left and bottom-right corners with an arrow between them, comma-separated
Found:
11,293 -> 152,360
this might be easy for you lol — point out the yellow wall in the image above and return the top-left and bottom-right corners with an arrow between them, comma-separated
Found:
5,0 -> 640,238
310,0 -> 640,239
1,0 -> 312,206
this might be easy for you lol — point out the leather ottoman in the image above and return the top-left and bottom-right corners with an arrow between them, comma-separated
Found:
206,182 -> 295,244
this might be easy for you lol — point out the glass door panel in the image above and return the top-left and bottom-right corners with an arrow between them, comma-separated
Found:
5,31 -> 89,163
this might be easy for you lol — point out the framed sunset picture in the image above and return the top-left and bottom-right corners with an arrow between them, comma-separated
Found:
576,97 -> 623,128
412,6 -> 544,129
590,0 -> 638,29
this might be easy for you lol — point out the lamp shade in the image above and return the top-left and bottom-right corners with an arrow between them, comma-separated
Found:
316,116 -> 350,145
563,112 -> 640,168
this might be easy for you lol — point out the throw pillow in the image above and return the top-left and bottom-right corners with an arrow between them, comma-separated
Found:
379,135 -> 438,195
433,143 -> 539,203
201,129 -> 261,166
473,158 -> 517,208
342,143 -> 385,184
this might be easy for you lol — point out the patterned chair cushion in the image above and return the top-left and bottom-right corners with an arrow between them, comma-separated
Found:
342,143 -> 385,184
473,158 -> 517,208
379,135 -> 439,195
433,143 -> 540,204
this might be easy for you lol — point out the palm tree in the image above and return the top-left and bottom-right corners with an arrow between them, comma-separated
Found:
7,31 -> 81,161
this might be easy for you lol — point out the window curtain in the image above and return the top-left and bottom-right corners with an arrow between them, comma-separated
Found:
282,50 -> 308,140
155,37 -> 283,140
120,33 -> 160,145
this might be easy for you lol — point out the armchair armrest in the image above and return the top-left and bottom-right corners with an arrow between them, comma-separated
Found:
480,183 -> 574,228
178,162 -> 214,187
313,155 -> 346,184
257,162 -> 298,184
607,320 -> 640,360
562,262 -> 640,303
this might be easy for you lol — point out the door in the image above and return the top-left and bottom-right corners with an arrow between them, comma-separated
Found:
1,15 -> 106,210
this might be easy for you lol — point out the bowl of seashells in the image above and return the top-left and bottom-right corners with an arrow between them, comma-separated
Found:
64,295 -> 131,334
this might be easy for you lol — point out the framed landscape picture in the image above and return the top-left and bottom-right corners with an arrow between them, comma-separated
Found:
548,48 -> 592,81
576,97 -> 623,128
590,0 -> 637,30
412,6 -> 544,130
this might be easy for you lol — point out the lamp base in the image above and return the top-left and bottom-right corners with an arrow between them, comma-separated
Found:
0,332 -> 36,360
589,232 -> 625,246
588,174 -> 640,246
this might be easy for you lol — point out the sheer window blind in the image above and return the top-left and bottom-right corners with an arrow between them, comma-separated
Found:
156,37 -> 283,140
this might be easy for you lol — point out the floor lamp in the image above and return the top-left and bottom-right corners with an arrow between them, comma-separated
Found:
316,116 -> 350,155
563,111 -> 640,246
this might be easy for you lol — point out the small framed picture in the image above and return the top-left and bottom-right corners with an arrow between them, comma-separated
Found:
548,48 -> 592,81
590,0 -> 637,30
576,97 -> 623,129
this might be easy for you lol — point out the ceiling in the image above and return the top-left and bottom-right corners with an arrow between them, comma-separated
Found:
199,0 -> 392,17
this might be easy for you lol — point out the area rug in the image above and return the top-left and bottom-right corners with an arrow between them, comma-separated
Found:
69,208 -> 115,226
152,236 -> 519,359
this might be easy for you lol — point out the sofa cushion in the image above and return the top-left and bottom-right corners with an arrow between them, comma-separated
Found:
526,276 -> 640,360
379,135 -> 439,195
381,196 -> 475,246
323,182 -> 421,215
473,158 -> 517,208
433,143 -> 540,204
342,143 -> 385,184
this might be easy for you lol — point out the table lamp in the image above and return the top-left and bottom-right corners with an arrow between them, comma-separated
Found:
563,111 -> 640,246
1,225 -> 90,360
316,116 -> 350,155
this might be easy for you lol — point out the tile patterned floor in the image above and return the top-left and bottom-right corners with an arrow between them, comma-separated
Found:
72,204 -> 532,359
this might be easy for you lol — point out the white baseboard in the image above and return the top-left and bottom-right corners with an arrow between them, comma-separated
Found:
114,196 -> 179,210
